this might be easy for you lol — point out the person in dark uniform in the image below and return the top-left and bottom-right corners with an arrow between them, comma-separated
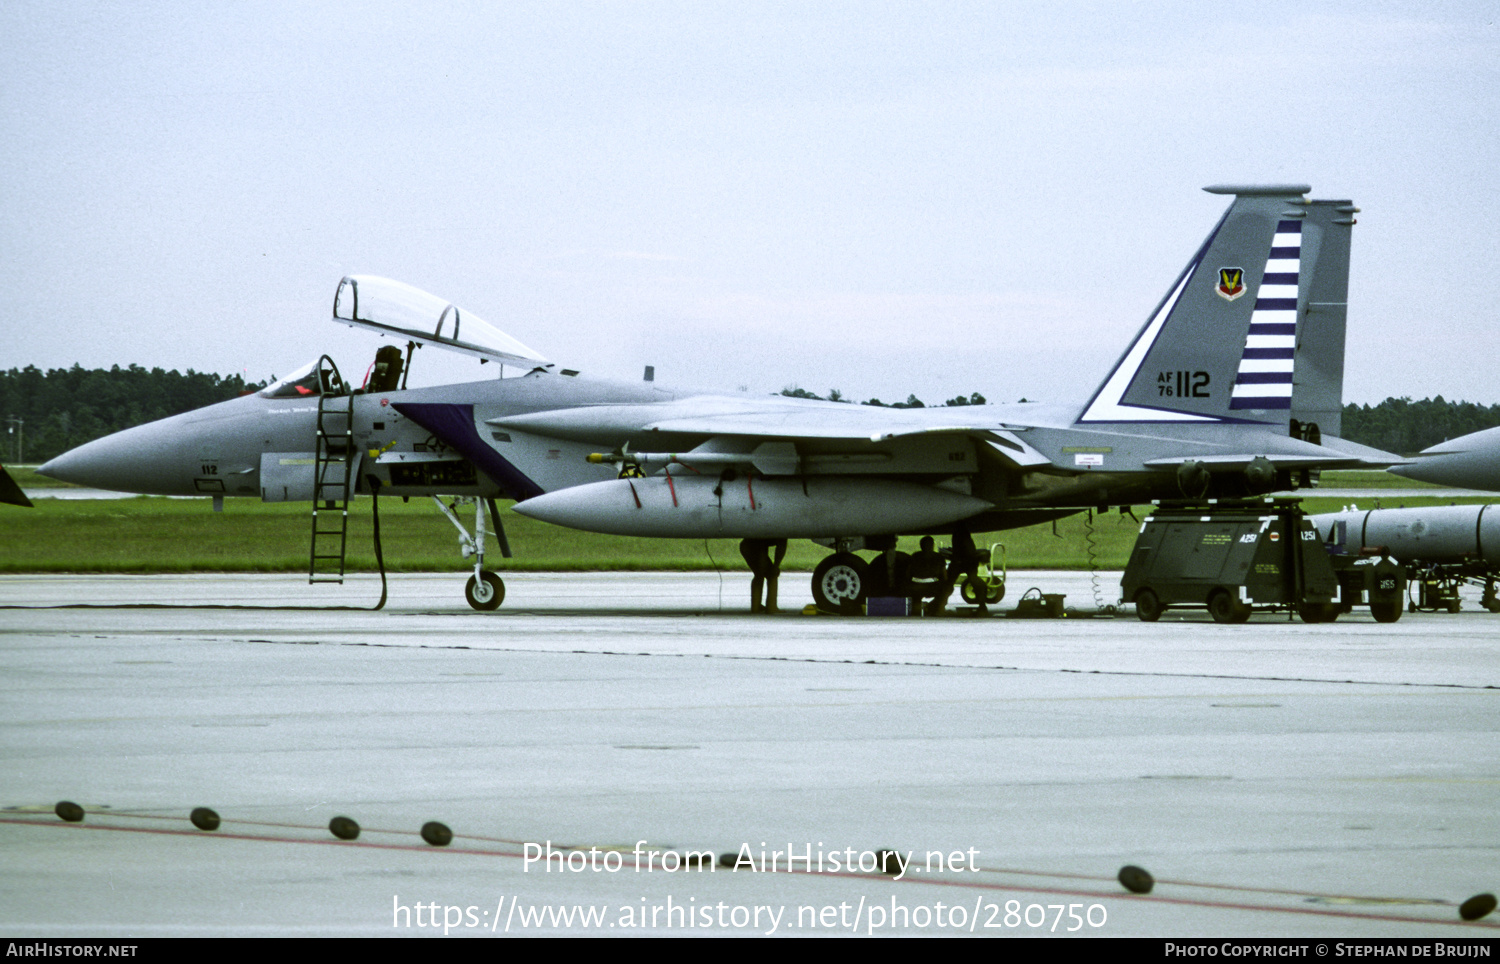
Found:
739,538 -> 788,613
947,529 -> 986,613
908,536 -> 949,616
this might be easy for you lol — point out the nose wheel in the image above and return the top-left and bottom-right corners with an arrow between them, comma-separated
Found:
434,496 -> 513,611
465,570 -> 505,611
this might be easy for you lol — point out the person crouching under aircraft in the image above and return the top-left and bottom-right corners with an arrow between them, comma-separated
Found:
739,538 -> 788,613
908,536 -> 951,616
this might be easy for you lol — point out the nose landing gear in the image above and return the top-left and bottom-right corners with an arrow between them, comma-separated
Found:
434,495 -> 511,610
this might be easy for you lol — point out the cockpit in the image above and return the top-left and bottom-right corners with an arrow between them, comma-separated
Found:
262,277 -> 555,400
258,360 -> 342,398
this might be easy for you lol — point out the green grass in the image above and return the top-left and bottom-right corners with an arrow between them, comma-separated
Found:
1316,470 -> 1442,490
0,497 -> 823,574
2,490 -> 1493,574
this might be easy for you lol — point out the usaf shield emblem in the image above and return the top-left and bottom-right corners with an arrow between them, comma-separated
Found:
1216,267 -> 1246,301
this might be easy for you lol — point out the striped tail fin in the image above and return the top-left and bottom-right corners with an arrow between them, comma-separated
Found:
1075,185 -> 1355,429
1229,218 -> 1303,410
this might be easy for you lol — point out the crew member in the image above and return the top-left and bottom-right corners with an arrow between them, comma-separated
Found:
948,529 -> 986,613
908,536 -> 949,616
739,538 -> 788,613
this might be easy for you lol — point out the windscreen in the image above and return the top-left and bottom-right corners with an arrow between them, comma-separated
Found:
259,360 -> 324,398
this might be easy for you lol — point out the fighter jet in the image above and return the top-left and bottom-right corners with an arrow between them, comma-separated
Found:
36,184 -> 1397,611
1390,426 -> 1500,491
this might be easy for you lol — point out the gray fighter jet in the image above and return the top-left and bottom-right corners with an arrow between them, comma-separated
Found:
1390,426 -> 1500,491
35,184 -> 1397,610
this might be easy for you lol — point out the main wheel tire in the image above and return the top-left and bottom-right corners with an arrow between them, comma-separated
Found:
812,552 -> 869,616
1208,589 -> 1250,624
1134,588 -> 1163,622
1370,600 -> 1402,623
465,570 -> 505,611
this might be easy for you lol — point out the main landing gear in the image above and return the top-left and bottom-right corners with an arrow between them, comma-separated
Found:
812,552 -> 869,615
434,496 -> 511,610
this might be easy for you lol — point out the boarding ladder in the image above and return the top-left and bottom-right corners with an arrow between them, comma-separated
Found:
310,356 -> 355,584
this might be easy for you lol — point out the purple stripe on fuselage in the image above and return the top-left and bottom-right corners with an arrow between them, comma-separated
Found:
1253,298 -> 1298,311
1261,272 -> 1299,285
1247,323 -> 1297,336
1269,246 -> 1300,259
1230,397 -> 1292,410
1241,348 -> 1295,359
392,402 -> 546,501
1276,220 -> 1304,233
1234,372 -> 1294,384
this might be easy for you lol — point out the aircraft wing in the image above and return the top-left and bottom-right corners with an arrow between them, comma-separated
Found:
489,396 -> 1057,469
490,396 -> 939,442
491,394 -> 1398,479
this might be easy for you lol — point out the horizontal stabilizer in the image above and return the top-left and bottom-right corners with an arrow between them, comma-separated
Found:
1309,434 -> 1405,469
1143,435 -> 1401,471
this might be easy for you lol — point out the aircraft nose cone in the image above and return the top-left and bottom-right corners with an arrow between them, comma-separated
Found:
35,453 -> 75,484
38,434 -> 139,491
35,393 -> 280,496
36,414 -> 209,496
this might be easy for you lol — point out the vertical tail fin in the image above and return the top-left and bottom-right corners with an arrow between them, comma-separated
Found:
1075,185 -> 1354,428
1288,199 -> 1355,438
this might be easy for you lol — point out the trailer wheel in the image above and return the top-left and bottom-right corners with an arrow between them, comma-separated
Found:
961,576 -> 1005,605
1134,589 -> 1163,622
1297,603 -> 1340,624
1370,600 -> 1402,624
1208,589 -> 1249,624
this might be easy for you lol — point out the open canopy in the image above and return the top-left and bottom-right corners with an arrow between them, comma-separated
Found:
333,275 -> 551,367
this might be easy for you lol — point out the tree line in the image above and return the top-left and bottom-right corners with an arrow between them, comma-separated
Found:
1340,396 -> 1500,455
1,364 -> 265,464
3,364 -> 1497,465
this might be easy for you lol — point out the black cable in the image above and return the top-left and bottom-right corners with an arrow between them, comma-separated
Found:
369,480 -> 388,611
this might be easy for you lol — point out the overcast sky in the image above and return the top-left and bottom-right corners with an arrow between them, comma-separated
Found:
3,1 -> 1497,406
